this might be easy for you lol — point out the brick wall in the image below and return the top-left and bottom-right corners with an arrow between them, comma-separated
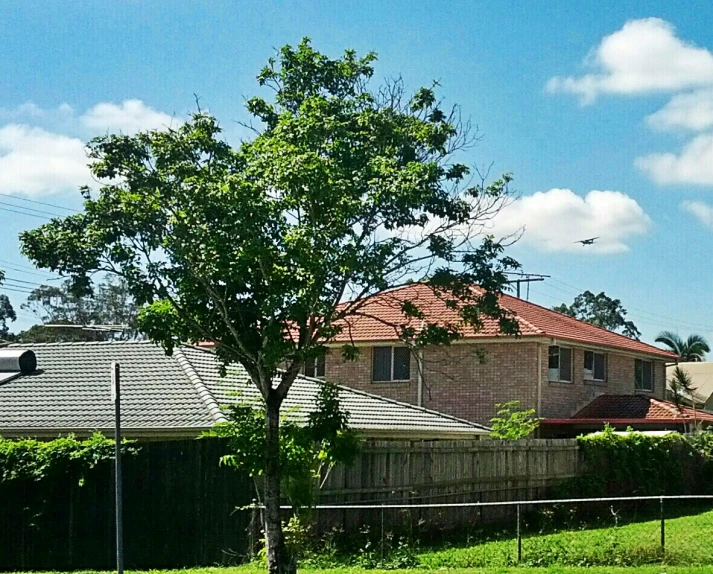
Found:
325,341 -> 667,425
538,345 -> 666,419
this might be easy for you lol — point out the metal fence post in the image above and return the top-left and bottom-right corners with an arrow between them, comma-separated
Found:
516,503 -> 522,563
380,507 -> 385,562
660,497 -> 665,552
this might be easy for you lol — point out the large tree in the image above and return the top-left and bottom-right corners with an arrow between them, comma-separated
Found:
20,40 -> 520,573
11,276 -> 139,343
0,270 -> 17,339
655,331 -> 709,362
553,290 -> 641,340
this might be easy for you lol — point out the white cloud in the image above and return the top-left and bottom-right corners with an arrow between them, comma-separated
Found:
681,200 -> 713,229
636,133 -> 713,185
0,124 -> 93,197
488,188 -> 652,254
80,99 -> 176,134
547,18 -> 713,103
0,102 -> 75,122
647,89 -> 713,131
0,99 -> 178,197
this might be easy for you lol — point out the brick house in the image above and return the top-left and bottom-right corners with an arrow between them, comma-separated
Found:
307,283 -> 677,433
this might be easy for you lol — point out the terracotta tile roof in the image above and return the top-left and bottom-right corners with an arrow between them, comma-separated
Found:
331,283 -> 677,359
567,393 -> 713,423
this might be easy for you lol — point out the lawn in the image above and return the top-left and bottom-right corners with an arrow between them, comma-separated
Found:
12,509 -> 713,574
29,567 -> 713,574
413,507 -> 713,568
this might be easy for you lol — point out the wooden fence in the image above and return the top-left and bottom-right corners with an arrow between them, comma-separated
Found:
0,438 -> 579,571
316,438 -> 579,532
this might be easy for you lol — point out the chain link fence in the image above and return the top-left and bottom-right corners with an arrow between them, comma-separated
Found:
247,495 -> 713,568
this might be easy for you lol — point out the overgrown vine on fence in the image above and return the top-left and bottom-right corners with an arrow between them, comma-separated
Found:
559,425 -> 713,497
0,432 -> 137,485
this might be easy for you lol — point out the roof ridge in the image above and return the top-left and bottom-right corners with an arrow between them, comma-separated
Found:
184,344 -> 490,431
173,347 -> 227,424
298,372 -> 491,431
7,339 -> 154,348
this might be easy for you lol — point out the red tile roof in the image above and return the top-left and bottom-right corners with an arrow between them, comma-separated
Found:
552,393 -> 713,424
332,283 -> 677,359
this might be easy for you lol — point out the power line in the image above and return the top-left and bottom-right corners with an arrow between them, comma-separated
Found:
0,286 -> 34,294
4,276 -> 43,287
532,285 -> 713,333
0,258 -> 45,272
0,192 -> 81,213
0,263 -> 57,279
0,206 -> 52,220
547,277 -> 713,333
0,200 -> 64,218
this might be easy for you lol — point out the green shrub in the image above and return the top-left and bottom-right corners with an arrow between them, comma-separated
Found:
0,432 -> 136,485
557,426 -> 713,498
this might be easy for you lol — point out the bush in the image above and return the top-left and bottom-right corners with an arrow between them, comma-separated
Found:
0,432 -> 136,485
559,426 -> 713,498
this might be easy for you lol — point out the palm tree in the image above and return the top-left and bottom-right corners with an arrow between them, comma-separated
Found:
655,331 -> 710,362
668,366 -> 699,433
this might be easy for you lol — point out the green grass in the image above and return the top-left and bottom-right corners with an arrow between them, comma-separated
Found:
12,509 -> 713,573
416,507 -> 713,568
27,567 -> 713,574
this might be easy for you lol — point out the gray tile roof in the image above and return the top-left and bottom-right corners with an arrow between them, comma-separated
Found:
0,341 -> 489,438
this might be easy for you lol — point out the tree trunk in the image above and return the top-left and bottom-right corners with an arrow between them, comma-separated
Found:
264,393 -> 295,574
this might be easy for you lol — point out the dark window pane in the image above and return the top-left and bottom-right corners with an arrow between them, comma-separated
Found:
372,347 -> 392,382
593,353 -> 606,380
393,347 -> 411,381
316,355 -> 326,377
559,347 -> 572,382
304,360 -> 316,378
584,351 -> 594,371
548,346 -> 560,369
635,359 -> 643,387
643,360 -> 653,390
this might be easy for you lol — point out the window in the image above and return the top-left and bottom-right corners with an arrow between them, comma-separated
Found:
372,346 -> 411,382
635,359 -> 653,391
548,346 -> 572,382
584,351 -> 606,381
304,355 -> 325,378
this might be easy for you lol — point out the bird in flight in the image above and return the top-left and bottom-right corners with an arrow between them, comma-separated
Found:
574,237 -> 599,246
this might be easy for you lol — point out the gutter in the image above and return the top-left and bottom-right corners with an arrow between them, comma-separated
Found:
541,418 -> 710,425
0,425 -> 488,441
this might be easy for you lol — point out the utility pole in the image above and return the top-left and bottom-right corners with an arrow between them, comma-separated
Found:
46,326 -> 128,574
505,272 -> 550,299
111,361 -> 124,574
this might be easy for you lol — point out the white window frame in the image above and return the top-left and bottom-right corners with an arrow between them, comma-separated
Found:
584,350 -> 607,382
635,358 -> 654,392
303,355 -> 326,378
548,345 -> 573,383
372,346 -> 411,383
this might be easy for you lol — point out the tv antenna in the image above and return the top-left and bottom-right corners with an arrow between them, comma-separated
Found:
505,272 -> 550,300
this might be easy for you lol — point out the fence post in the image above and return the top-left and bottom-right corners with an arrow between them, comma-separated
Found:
660,497 -> 665,552
249,502 -> 258,559
380,507 -> 385,562
516,503 -> 522,563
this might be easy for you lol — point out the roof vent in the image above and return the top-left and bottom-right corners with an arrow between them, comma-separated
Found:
0,349 -> 37,384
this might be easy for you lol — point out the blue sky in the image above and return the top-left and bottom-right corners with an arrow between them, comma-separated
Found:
2,1 -> 713,344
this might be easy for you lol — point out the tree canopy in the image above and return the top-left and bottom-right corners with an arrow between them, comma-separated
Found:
0,270 -> 17,339
656,331 -> 710,362
8,276 -> 139,343
553,290 -> 641,340
20,39 -> 520,573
